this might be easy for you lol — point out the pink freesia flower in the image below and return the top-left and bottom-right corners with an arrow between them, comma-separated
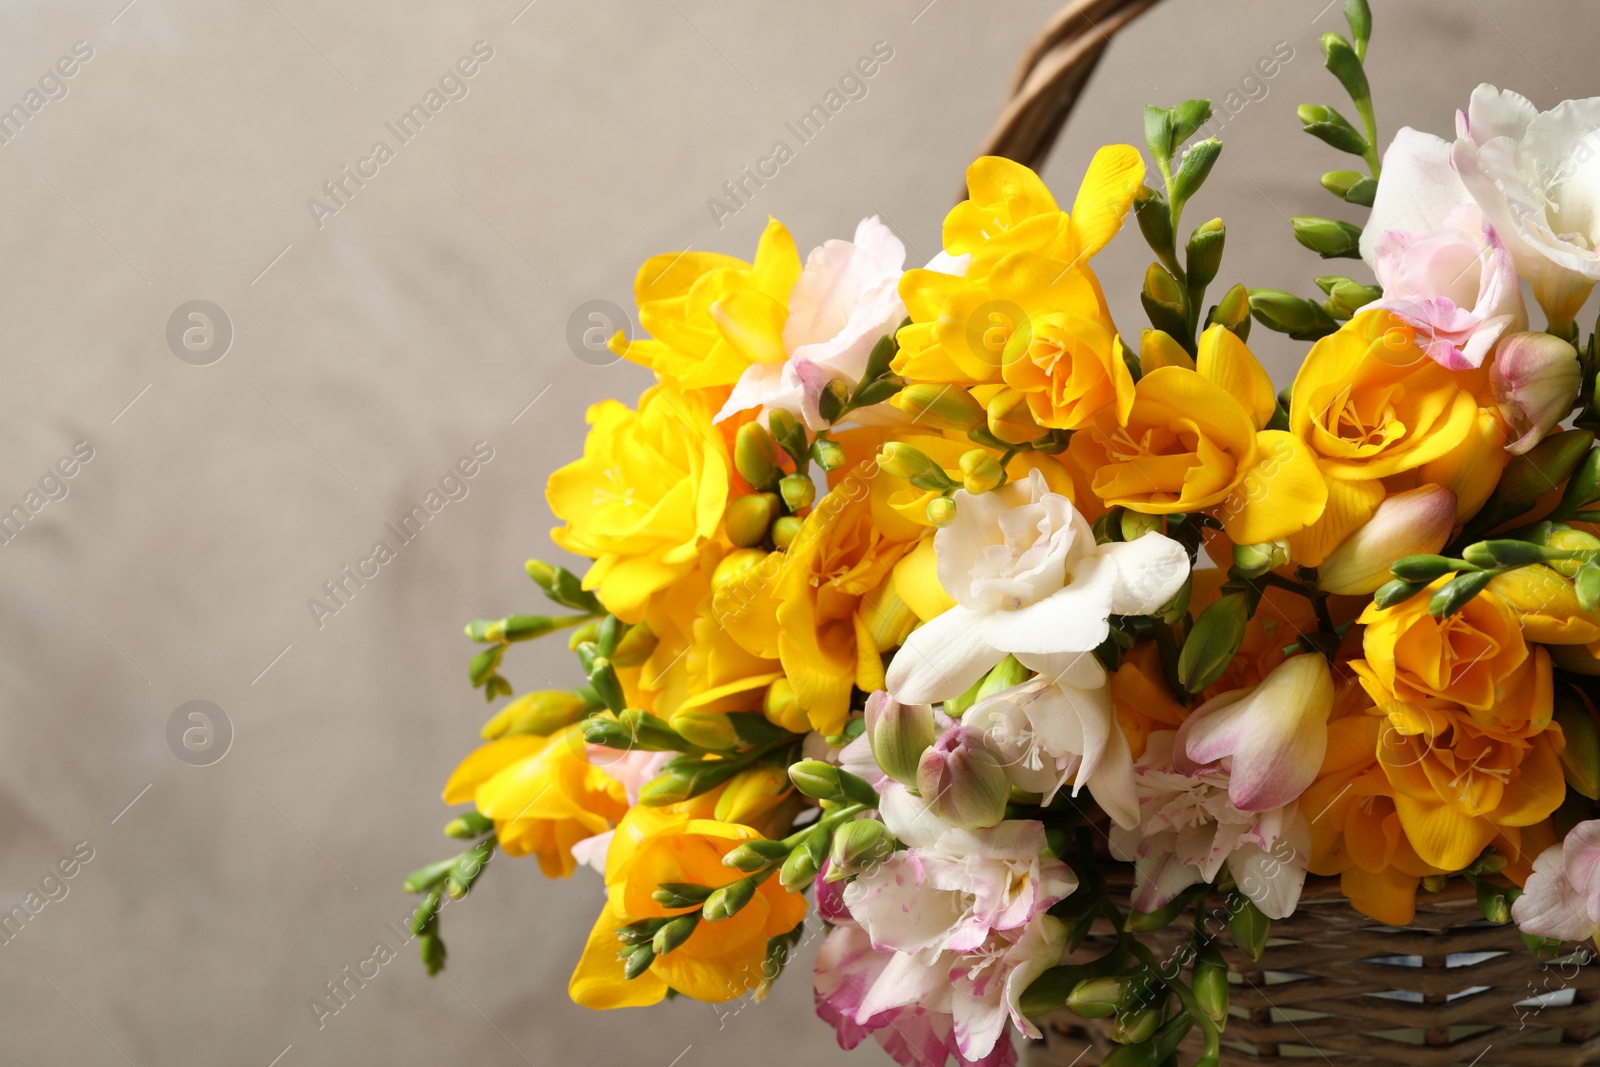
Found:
1511,821 -> 1600,943
717,215 -> 906,429
1175,654 -> 1334,812
1109,733 -> 1310,919
1368,204 -> 1525,370
814,923 -> 1020,1067
815,785 -> 1072,1064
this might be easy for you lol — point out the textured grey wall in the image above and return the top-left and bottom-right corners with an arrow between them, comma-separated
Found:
0,1 -> 1594,1064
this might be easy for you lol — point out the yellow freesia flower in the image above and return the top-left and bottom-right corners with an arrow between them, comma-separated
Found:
1066,326 -> 1326,544
1286,309 -> 1503,565
944,150 -> 1145,280
1352,576 -> 1551,737
609,218 -> 801,393
443,724 -> 626,879
1377,699 -> 1564,872
568,806 -> 806,1008
547,385 -> 731,623
893,150 -> 1143,431
1488,564 -> 1600,646
712,463 -> 919,734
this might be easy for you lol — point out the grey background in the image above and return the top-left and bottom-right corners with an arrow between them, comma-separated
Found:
0,1 -> 1593,1064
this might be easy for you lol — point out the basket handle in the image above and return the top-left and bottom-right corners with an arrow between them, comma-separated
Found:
968,0 -> 1165,191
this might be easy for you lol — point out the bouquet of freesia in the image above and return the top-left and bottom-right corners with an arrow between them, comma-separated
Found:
407,4 -> 1600,1063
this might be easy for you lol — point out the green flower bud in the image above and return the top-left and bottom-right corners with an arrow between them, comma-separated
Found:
818,378 -> 852,424
876,443 -> 955,491
1297,103 -> 1368,155
1111,1006 -> 1161,1045
788,760 -> 879,806
652,882 -> 714,908
1577,559 -> 1600,613
652,912 -> 700,955
894,382 -> 987,432
1372,577 -> 1429,609
1292,215 -> 1363,259
864,690 -> 936,787
1178,590 -> 1250,693
468,645 -> 504,688
959,450 -> 1005,494
735,422 -> 781,489
1389,554 -> 1466,583
443,811 -> 495,840
1193,946 -> 1229,1023
1228,893 -> 1271,962
1476,880 -> 1511,924
771,515 -> 803,550
419,931 -> 447,975
1498,430 -> 1595,508
726,492 -> 779,549
1185,218 -> 1225,290
1120,510 -> 1164,543
621,942 -> 655,980
926,496 -> 957,527
1207,282 -> 1252,339
403,857 -> 458,895
779,473 -> 816,511
586,656 -> 626,713
1247,288 -> 1337,340
702,877 -> 758,921
1461,539 -> 1553,569
1316,274 -> 1382,318
1232,540 -> 1288,579
637,758 -> 744,805
1557,447 -> 1600,515
1143,104 -> 1175,165
828,819 -> 894,879
1134,185 -> 1175,260
811,436 -> 846,471
1066,976 -> 1133,1019
779,837 -> 821,891
722,838 -> 791,872
765,408 -> 807,465
1428,569 -> 1497,618
525,559 -> 603,612
1322,31 -> 1371,106
1172,138 -> 1222,206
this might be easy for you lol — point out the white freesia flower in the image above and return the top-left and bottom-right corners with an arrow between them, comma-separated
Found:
716,215 -> 906,429
1363,85 -> 1600,331
885,470 -> 1189,706
967,665 -> 1139,830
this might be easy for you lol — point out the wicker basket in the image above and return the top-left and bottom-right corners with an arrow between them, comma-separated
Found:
983,3 -> 1600,1065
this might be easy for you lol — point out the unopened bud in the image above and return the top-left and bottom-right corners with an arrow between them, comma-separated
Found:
610,622 -> 659,667
1476,880 -> 1511,924
984,387 -> 1041,445
1556,689 -> 1600,800
765,408 -> 805,462
779,836 -> 821,891
771,515 -> 802,550
1232,540 -> 1288,579
1177,590 -> 1250,693
722,838 -> 791,873
444,810 -> 495,839
811,436 -> 846,471
894,383 -> 987,432
1298,103 -> 1368,155
1248,288 -> 1337,340
481,688 -> 595,739
652,912 -> 700,955
1578,560 -> 1600,613
763,677 -> 806,732
917,727 -> 1009,829
827,819 -> 894,879
621,942 -> 655,980
1193,946 -> 1229,1023
1493,331 -> 1583,456
1428,569 -> 1497,618
1185,218 -> 1225,289
926,496 -> 957,527
817,378 -> 852,424
1067,976 -> 1134,1019
1462,539 -> 1551,569
702,877 -> 758,921
960,450 -> 1004,494
1373,577 -> 1429,609
1111,1007 -> 1161,1045
789,760 -> 879,806
652,882 -> 714,908
714,766 -> 791,825
1319,484 -> 1457,594
1207,282 -> 1252,339
779,473 -> 816,511
726,493 -> 779,548
1292,215 -> 1363,259
735,422 -> 780,488
1557,448 -> 1600,515
1121,510 -> 1164,543
1498,430 -> 1595,508
864,690 -> 936,787
876,443 -> 955,491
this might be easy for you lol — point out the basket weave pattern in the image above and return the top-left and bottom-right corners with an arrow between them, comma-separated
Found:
985,4 -> 1600,1065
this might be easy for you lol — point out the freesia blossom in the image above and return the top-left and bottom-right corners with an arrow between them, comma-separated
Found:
1367,203 -> 1525,370
1490,330 -> 1583,455
1363,86 -> 1600,331
1110,732 -> 1311,919
968,659 -> 1139,829
1176,654 -> 1336,812
885,469 -> 1189,705
717,216 -> 906,428
1511,821 -> 1600,943
819,785 -> 1074,1064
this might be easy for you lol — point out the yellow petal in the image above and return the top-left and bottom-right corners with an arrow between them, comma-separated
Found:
1287,475 -> 1384,568
443,735 -> 547,805
569,902 -> 668,1009
750,217 -> 801,302
1139,329 -> 1195,372
712,288 -> 789,365
1392,795 -> 1496,871
1068,144 -> 1145,261
1221,430 -> 1328,544
893,539 -> 954,622
1196,325 -> 1276,430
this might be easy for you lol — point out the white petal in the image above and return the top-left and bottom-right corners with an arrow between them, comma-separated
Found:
1099,533 -> 1189,615
979,560 -> 1116,655
1464,84 -> 1539,143
1361,127 -> 1471,266
886,605 -> 1002,705
1014,649 -> 1106,690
